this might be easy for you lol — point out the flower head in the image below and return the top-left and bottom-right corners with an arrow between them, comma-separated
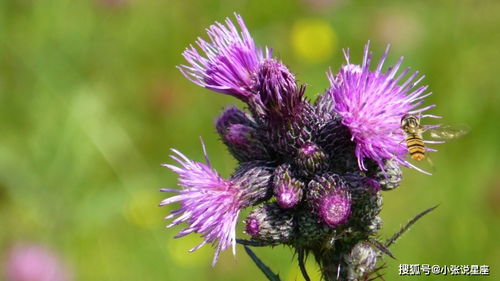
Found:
217,121 -> 270,162
317,189 -> 352,227
328,42 -> 437,171
178,13 -> 270,101
251,59 -> 300,119
272,164 -> 303,209
308,174 -> 352,228
345,241 -> 379,280
160,144 -> 246,265
244,203 -> 295,244
294,142 -> 328,176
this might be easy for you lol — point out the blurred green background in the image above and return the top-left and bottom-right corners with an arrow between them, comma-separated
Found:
0,0 -> 499,280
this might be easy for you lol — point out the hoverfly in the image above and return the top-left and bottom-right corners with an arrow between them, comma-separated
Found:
401,114 -> 469,161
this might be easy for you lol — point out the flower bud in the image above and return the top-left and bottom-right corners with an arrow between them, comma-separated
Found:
294,142 -> 328,176
231,161 -> 274,206
295,210 -> 330,246
251,59 -> 297,119
272,164 -> 304,209
374,160 -> 403,191
316,119 -> 357,172
308,174 -> 352,228
267,101 -> 317,158
318,190 -> 352,228
244,203 -> 295,244
314,91 -> 337,123
345,173 -> 383,235
216,106 -> 254,130
216,106 -> 270,162
344,241 -> 379,281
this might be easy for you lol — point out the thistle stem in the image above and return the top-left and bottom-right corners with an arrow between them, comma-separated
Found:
313,248 -> 346,281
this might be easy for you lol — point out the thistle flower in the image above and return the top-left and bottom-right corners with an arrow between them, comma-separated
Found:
166,13 -> 443,280
178,14 -> 305,123
178,13 -> 270,101
328,42 -> 437,171
160,143 -> 266,265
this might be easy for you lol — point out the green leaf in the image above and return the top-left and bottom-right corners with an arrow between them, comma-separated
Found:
297,248 -> 311,281
236,239 -> 267,247
244,246 -> 281,281
386,205 -> 439,248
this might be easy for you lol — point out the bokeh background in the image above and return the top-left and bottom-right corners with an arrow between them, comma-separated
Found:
1,0 -> 499,280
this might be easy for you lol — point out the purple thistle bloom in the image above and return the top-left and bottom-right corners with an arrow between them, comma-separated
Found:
328,42 -> 437,172
308,174 -> 352,228
178,13 -> 270,101
167,13 -> 447,279
317,188 -> 352,227
160,144 -> 248,265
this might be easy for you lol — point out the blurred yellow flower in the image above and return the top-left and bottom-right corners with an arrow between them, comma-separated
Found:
167,235 -> 211,267
124,190 -> 163,229
291,19 -> 337,64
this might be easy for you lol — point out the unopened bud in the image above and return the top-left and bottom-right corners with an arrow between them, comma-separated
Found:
273,164 -> 304,209
345,241 -> 378,281
251,59 -> 297,119
232,162 -> 273,206
375,160 -> 402,191
244,203 -> 295,244
295,210 -> 330,246
345,173 -> 383,235
294,142 -> 328,176
216,106 -> 269,162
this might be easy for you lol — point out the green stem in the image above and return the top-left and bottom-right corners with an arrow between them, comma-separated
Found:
313,248 -> 347,281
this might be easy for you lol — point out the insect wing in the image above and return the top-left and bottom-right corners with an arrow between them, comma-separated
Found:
426,124 -> 470,140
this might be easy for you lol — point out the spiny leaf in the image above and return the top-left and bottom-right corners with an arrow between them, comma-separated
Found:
244,246 -> 281,281
366,264 -> 387,281
237,239 -> 267,247
368,239 -> 395,259
385,205 -> 439,248
298,248 -> 311,281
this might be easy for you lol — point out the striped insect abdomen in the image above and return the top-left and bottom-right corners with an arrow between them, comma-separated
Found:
406,134 -> 425,161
